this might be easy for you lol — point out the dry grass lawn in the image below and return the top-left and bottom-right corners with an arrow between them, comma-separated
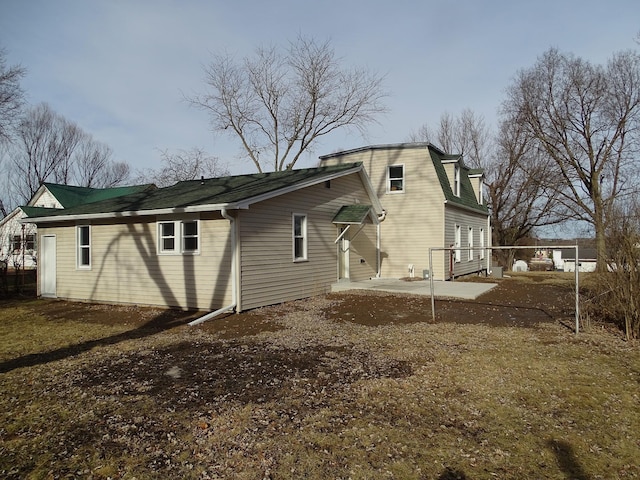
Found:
0,275 -> 639,479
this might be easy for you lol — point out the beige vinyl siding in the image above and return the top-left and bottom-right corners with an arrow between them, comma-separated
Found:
444,205 -> 489,278
239,173 -> 374,310
38,214 -> 233,310
323,147 -> 447,280
347,223 -> 378,281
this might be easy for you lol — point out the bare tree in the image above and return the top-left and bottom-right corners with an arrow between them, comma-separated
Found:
410,110 -> 564,267
489,115 -> 567,266
8,103 -> 132,203
191,36 -> 387,172
10,103 -> 83,201
135,147 -> 229,187
409,109 -> 491,168
504,48 -> 640,271
72,135 -> 130,188
0,47 -> 26,144
583,197 -> 640,340
0,48 -> 26,214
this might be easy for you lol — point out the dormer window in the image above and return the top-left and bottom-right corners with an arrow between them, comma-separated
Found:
388,165 -> 404,193
454,164 -> 461,197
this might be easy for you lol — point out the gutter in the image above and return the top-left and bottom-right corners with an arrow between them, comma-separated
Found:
188,207 -> 238,326
23,202 -> 243,224
376,210 -> 387,278
443,199 -> 488,215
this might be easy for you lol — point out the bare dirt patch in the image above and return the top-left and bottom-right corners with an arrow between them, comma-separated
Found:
1,274 -> 638,479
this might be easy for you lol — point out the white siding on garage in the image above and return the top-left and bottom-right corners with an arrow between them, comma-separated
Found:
238,173 -> 376,311
37,213 -> 233,310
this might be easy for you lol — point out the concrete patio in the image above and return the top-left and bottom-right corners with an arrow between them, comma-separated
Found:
331,277 -> 497,300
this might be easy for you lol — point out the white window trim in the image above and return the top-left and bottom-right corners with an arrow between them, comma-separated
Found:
181,220 -> 200,254
76,224 -> 91,270
158,221 -> 178,255
387,164 -> 405,194
454,164 -> 461,197
468,226 -> 474,261
293,213 -> 308,262
157,219 -> 200,255
480,228 -> 485,260
454,224 -> 461,263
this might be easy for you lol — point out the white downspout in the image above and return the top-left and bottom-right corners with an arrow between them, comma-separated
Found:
487,215 -> 492,275
375,210 -> 387,278
189,207 -> 238,326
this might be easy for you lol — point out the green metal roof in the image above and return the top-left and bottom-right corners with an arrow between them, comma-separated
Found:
20,206 -> 62,217
31,163 -> 363,219
332,205 -> 372,224
428,146 -> 488,213
41,183 -> 155,208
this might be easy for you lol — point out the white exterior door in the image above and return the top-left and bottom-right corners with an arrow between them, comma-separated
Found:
40,235 -> 56,297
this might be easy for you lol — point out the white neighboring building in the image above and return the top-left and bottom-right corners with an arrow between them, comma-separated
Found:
549,247 -> 597,273
0,207 -> 39,269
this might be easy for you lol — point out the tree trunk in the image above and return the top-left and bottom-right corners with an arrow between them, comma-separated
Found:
593,189 -> 608,273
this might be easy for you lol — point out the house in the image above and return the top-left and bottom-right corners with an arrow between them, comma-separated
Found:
319,143 -> 491,280
26,163 -> 384,313
0,183 -> 153,270
557,248 -> 597,273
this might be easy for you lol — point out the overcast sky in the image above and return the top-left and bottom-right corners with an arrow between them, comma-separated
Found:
1,0 -> 638,176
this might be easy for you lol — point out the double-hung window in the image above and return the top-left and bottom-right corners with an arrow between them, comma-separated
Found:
182,221 -> 199,253
468,226 -> 474,261
159,222 -> 176,253
387,165 -> 404,193
293,214 -> 307,261
480,228 -> 485,260
77,225 -> 91,269
25,234 -> 36,251
158,219 -> 199,254
454,224 -> 461,263
11,235 -> 21,253
454,164 -> 461,197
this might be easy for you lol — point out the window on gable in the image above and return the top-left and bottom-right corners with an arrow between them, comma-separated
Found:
468,226 -> 474,261
454,164 -> 461,197
293,214 -> 307,261
388,165 -> 404,193
77,225 -> 91,269
158,219 -> 200,255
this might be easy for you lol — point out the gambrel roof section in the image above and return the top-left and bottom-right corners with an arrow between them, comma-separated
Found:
27,163 -> 382,223
428,145 -> 488,214
320,142 -> 488,214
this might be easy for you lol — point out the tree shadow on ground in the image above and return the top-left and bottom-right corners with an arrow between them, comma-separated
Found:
547,439 -> 590,480
0,307 -> 197,374
437,467 -> 468,479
